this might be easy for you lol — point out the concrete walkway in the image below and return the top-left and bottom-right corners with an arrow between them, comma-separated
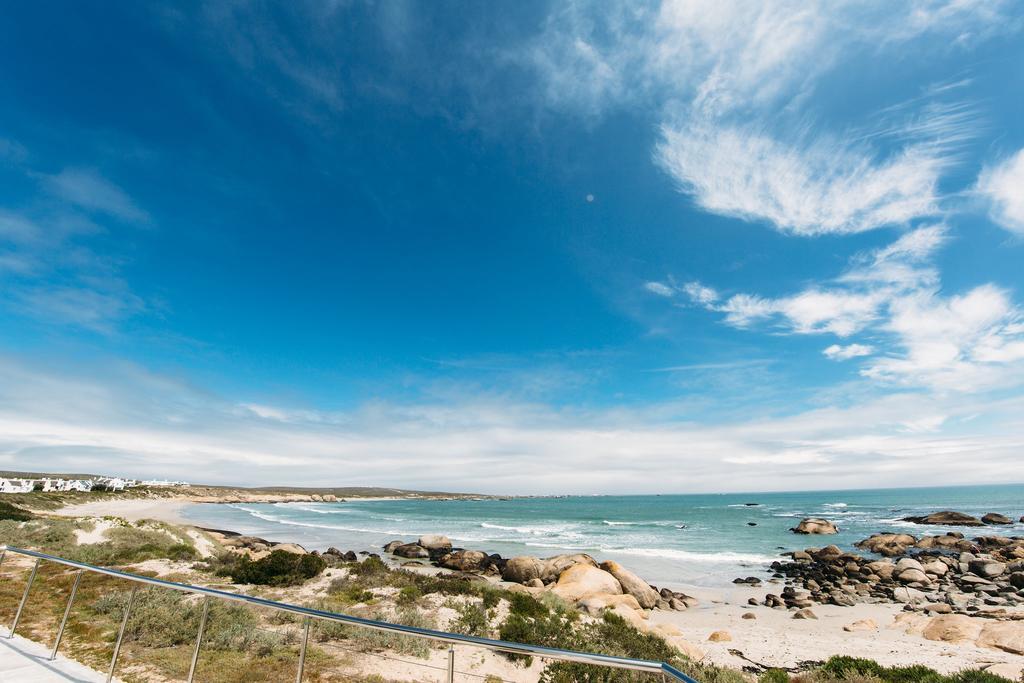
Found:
0,633 -> 106,682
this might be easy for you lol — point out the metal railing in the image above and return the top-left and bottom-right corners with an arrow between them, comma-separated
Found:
0,545 -> 699,682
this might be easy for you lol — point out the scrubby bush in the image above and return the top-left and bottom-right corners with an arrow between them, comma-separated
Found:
449,601 -> 490,637
760,670 -> 791,683
220,550 -> 326,587
806,657 -> 1014,683
0,501 -> 33,522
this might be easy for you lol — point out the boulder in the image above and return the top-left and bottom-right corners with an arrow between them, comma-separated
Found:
541,554 -> 598,583
898,568 -> 930,585
793,608 -> 817,619
577,593 -> 642,617
977,621 -> 1024,655
856,534 -> 917,556
607,604 -> 646,630
599,560 -> 661,609
969,559 -> 1006,578
843,619 -> 878,632
438,550 -> 488,572
665,636 -> 705,662
502,556 -> 544,584
383,540 -> 405,554
393,543 -> 430,559
921,615 -> 983,643
901,511 -> 984,526
322,494 -> 337,502
417,535 -> 452,557
981,513 -> 1013,525
895,557 -> 925,573
742,612 -> 756,620
1009,572 -> 1024,590
552,564 -> 622,602
343,550 -> 357,562
921,560 -> 947,577
272,543 -> 307,555
707,631 -> 732,642
892,587 -> 927,603
865,560 -> 895,581
791,518 -> 838,535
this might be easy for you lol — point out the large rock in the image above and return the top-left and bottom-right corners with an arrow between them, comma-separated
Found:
417,535 -> 452,557
599,560 -> 660,609
791,518 -> 838,534
383,540 -> 405,553
969,558 -> 1006,578
551,564 -> 622,602
393,543 -> 430,559
981,513 -> 1013,525
272,543 -> 307,555
901,511 -> 984,526
897,568 -> 929,584
978,622 -> 1024,655
856,533 -> 917,556
922,615 -> 983,643
577,593 -> 642,617
438,550 -> 488,572
540,554 -> 598,583
502,556 -> 544,584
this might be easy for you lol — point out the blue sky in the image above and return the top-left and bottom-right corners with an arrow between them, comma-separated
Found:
1,1 -> 1023,494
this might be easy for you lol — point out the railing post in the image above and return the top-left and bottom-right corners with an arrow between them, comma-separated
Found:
295,616 -> 310,683
447,644 -> 455,683
107,585 -> 138,683
50,569 -> 83,660
9,557 -> 40,638
187,598 -> 210,683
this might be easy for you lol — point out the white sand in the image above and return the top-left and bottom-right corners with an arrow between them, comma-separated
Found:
651,583 -> 1024,678
51,498 -> 191,525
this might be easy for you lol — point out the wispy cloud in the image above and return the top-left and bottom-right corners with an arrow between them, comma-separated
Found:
824,343 -> 873,361
976,148 -> 1024,235
40,168 -> 149,223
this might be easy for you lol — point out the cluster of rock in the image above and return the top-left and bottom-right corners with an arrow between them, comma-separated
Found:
217,533 -> 309,556
900,510 -> 1018,527
760,531 -> 1024,616
380,535 -> 699,615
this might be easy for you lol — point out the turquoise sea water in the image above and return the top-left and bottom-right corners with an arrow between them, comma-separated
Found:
183,484 -> 1024,589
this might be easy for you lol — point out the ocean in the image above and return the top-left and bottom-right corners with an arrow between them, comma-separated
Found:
182,484 -> 1024,590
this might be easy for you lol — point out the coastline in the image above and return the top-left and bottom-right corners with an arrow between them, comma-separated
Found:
33,495 -> 1024,679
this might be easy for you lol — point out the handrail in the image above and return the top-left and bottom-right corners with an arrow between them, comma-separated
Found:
1,545 -> 699,681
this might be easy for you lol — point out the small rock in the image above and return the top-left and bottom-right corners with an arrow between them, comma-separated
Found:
793,608 -> 818,619
707,630 -> 732,642
742,612 -> 756,620
843,619 -> 878,632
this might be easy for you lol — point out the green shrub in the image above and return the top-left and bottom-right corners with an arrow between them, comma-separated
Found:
810,657 -> 1015,683
449,601 -> 490,637
506,591 -> 550,619
760,670 -> 790,683
222,550 -> 326,587
397,585 -> 422,606
0,501 -> 33,522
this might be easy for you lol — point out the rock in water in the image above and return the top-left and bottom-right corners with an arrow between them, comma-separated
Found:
981,512 -> 1013,525
383,540 -> 405,553
901,511 -> 984,526
600,560 -> 661,609
791,518 -> 839,534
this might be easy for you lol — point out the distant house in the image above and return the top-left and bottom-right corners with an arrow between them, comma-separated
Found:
0,478 -> 35,494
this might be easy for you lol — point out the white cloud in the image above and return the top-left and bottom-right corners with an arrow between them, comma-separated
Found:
824,343 -> 874,360
41,168 -> 148,223
656,123 -> 947,236
682,281 -> 718,305
672,226 -> 1024,391
976,148 -> 1024,235
1,354 -> 1022,493
644,281 -> 675,297
516,1 -> 1007,234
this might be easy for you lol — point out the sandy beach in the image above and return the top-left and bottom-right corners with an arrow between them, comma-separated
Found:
32,496 -> 1024,680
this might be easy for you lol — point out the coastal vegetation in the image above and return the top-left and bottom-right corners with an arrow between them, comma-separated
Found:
1,503 -> 1022,682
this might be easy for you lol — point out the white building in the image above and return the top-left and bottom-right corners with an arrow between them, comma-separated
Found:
0,478 -> 35,494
